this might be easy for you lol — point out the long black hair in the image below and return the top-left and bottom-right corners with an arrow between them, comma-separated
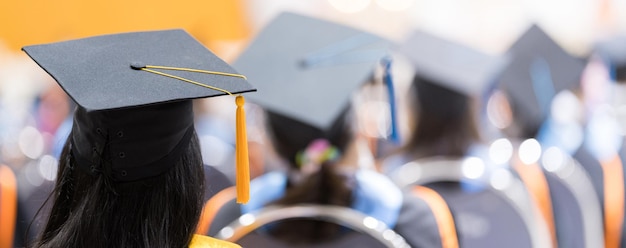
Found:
33,129 -> 204,248
404,75 -> 481,159
264,107 -> 356,244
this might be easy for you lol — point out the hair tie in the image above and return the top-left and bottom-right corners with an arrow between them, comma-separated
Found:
295,139 -> 341,175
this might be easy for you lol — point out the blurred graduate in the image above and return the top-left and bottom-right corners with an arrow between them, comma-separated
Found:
382,30 -> 552,248
197,12 -> 448,248
493,25 -> 603,248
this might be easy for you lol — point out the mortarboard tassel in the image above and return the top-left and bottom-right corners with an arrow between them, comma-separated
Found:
235,96 -> 250,204
133,64 -> 251,204
383,58 -> 400,144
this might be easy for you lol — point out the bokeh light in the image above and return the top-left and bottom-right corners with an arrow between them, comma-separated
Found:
519,138 -> 542,165
489,138 -> 514,165
462,157 -> 485,179
18,126 -> 44,159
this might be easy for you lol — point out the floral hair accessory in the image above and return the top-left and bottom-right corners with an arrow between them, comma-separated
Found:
296,139 -> 341,174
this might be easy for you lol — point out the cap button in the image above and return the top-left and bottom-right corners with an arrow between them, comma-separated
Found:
130,62 -> 146,70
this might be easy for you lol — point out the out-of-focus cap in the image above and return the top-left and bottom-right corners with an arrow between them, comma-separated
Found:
398,30 -> 509,96
499,24 -> 586,132
234,12 -> 392,132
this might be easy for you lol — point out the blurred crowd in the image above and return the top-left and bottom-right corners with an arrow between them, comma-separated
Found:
2,0 -> 626,247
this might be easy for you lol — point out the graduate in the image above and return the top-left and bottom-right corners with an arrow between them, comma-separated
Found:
21,29 -> 256,248
496,24 -> 603,248
197,12 -> 445,248
591,34 -> 626,248
383,30 -> 552,248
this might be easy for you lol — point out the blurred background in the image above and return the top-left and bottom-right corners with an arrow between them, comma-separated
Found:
1,0 -> 625,202
1,1 -> 626,247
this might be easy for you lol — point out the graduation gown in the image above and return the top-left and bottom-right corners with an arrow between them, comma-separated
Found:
200,169 -> 442,248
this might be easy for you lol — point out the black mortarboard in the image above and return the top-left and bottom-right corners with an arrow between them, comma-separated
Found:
499,25 -> 586,135
233,12 -> 392,135
594,35 -> 626,81
398,30 -> 508,96
22,30 -> 255,202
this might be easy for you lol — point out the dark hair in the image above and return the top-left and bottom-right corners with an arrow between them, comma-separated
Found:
264,107 -> 355,244
617,66 -> 626,83
33,129 -> 204,248
503,93 -> 542,139
404,75 -> 481,159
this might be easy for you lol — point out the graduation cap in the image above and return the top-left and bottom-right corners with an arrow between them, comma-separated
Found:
234,12 -> 396,144
499,25 -> 586,136
594,35 -> 626,82
397,30 -> 508,118
22,29 -> 256,203
398,30 -> 507,96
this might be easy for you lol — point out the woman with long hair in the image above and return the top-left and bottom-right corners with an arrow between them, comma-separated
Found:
22,29 -> 255,248
403,75 -> 481,161
201,12 -> 443,248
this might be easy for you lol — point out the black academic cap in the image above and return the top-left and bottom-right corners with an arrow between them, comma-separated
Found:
22,30 -> 256,182
398,30 -> 509,96
23,29 -> 254,111
233,12 -> 392,133
594,35 -> 626,81
499,25 -> 586,133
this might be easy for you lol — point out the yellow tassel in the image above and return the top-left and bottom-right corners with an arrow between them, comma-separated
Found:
235,96 -> 250,204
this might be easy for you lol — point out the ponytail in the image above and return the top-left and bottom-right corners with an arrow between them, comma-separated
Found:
264,109 -> 356,243
270,160 -> 354,244
270,140 -> 354,244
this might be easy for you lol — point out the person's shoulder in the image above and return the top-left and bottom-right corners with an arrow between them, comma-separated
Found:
394,192 -> 448,248
189,234 -> 241,248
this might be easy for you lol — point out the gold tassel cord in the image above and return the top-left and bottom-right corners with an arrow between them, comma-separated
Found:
235,96 -> 250,203
136,64 -> 250,204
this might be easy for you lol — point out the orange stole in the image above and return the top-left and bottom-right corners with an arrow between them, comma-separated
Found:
0,165 -> 17,248
513,161 -> 557,247
600,155 -> 625,248
412,186 -> 459,248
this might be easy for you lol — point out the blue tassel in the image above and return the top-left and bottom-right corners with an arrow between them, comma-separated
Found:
383,58 -> 400,144
529,58 -> 556,118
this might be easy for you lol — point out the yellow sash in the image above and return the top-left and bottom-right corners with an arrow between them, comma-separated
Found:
189,234 -> 241,248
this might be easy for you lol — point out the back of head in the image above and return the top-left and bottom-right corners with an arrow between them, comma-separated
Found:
406,75 -> 479,158
22,29 -> 256,247
264,107 -> 356,244
36,104 -> 205,248
231,12 -> 392,244
499,25 -> 585,139
266,107 -> 353,167
397,30 -> 506,159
